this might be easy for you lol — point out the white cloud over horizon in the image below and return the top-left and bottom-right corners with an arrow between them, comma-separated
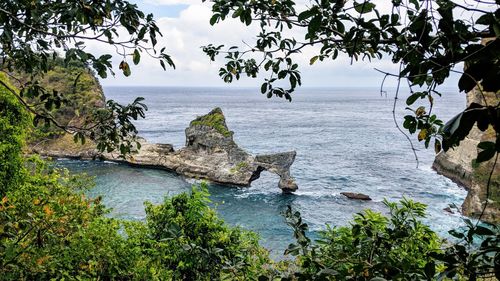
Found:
143,0 -> 200,5
91,0 -> 468,90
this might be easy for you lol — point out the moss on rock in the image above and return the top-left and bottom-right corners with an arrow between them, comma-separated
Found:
190,107 -> 232,137
229,161 -> 249,174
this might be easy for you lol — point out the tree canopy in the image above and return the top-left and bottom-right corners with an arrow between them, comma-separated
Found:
202,0 -> 499,164
0,0 -> 174,154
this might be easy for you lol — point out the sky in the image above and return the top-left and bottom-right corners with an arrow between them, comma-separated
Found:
93,0 -> 469,89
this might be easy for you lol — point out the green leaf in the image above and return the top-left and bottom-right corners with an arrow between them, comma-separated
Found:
298,9 -> 316,22
260,83 -> 268,94
310,56 -> 319,65
475,225 -> 494,236
458,73 -> 477,93
406,92 -> 421,105
119,61 -> 131,77
476,141 -> 496,163
354,1 -> 376,14
424,261 -> 436,279
478,141 -> 495,150
476,13 -> 494,25
244,9 -> 252,25
133,49 -> 140,65
308,16 -> 322,33
209,14 -> 219,25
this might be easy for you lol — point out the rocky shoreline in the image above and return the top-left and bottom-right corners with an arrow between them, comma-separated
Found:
432,87 -> 499,224
30,108 -> 299,193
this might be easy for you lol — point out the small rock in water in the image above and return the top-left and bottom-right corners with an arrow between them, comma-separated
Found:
443,207 -> 454,214
341,192 -> 372,201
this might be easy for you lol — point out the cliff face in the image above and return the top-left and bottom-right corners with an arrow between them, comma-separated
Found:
433,88 -> 499,223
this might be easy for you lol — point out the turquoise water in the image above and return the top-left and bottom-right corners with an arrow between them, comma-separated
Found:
58,87 -> 468,257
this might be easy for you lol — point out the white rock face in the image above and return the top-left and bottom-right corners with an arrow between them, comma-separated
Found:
433,87 -> 499,223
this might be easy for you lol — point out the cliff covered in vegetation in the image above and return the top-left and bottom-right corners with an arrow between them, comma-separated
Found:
11,58 -> 105,156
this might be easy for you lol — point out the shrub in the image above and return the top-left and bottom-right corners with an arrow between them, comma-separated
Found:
280,198 -> 443,280
144,183 -> 271,280
0,73 -> 30,196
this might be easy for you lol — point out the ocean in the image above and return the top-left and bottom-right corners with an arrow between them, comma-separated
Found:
58,86 -> 468,257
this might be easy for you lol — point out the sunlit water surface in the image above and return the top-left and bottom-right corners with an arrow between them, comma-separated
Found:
58,87 -> 468,257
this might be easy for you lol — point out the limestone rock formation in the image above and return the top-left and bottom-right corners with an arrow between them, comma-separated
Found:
35,107 -> 298,192
433,87 -> 499,223
255,152 -> 298,192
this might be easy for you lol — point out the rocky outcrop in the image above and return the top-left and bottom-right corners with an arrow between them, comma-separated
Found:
433,86 -> 499,223
340,192 -> 372,201
34,108 -> 298,192
255,152 -> 298,192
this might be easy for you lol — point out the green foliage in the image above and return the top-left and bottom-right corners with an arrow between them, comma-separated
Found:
3,60 -> 150,156
0,0 -> 174,155
1,77 -> 499,279
230,161 -> 249,173
144,183 -> 270,280
202,0 -> 500,162
1,165 -> 269,280
12,61 -> 104,140
0,0 -> 173,79
0,73 -> 30,197
1,88 -> 269,279
2,46 -> 498,280
0,90 -> 266,279
1,159 -> 110,279
279,198 -> 443,280
442,103 -> 500,161
190,107 -> 233,137
434,220 -> 500,280
88,96 -> 148,155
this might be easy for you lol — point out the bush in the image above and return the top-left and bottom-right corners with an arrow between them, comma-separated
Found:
0,167 -> 270,280
0,73 -> 30,196
144,184 -> 271,280
279,198 -> 442,280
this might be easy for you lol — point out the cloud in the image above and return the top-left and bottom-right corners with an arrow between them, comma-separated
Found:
143,0 -> 200,5
95,3 -> 264,87
92,1 -> 467,89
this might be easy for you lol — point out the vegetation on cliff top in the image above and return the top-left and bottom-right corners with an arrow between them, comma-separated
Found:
12,58 -> 105,143
190,107 -> 233,137
0,0 -> 173,155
